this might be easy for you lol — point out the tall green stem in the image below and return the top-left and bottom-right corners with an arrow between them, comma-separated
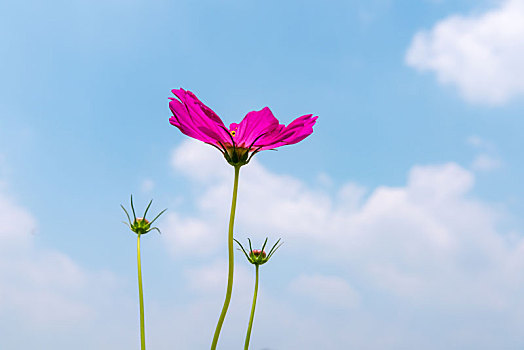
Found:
137,234 -> 146,350
211,165 -> 241,350
244,265 -> 259,350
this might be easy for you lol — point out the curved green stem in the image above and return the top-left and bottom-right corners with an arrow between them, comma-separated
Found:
137,234 -> 146,350
211,165 -> 241,350
244,265 -> 259,350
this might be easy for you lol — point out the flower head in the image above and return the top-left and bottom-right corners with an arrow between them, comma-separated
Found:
121,195 -> 167,235
234,237 -> 283,266
169,88 -> 318,166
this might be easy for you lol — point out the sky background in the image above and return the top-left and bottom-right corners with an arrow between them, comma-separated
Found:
1,0 -> 524,349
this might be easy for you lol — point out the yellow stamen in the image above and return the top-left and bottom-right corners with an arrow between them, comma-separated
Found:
230,130 -> 236,137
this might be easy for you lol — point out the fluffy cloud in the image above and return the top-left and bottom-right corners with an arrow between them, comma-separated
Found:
288,274 -> 360,309
185,259 -> 252,297
141,178 -> 155,193
472,153 -> 501,171
467,135 -> 502,171
162,140 -> 524,349
0,192 -> 93,325
163,211 -> 222,257
406,0 -> 524,105
3,139 -> 518,349
0,188 -> 134,349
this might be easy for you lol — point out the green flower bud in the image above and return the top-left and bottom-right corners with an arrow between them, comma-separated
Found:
234,237 -> 283,266
121,195 -> 166,235
131,218 -> 151,235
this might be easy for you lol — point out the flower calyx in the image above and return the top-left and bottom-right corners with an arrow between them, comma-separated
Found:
121,195 -> 167,235
214,126 -> 268,167
223,146 -> 252,167
234,237 -> 283,266
216,137 -> 263,167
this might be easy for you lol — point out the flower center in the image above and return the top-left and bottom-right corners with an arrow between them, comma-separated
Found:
230,130 -> 236,137
136,217 -> 150,224
251,249 -> 266,258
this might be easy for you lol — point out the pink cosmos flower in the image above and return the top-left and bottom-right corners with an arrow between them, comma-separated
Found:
169,88 -> 317,166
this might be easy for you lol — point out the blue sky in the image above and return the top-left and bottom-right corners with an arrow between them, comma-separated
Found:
1,0 -> 524,349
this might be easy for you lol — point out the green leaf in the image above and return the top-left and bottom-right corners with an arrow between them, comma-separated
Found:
150,227 -> 162,235
130,195 -> 137,221
267,239 -> 283,259
149,208 -> 167,225
143,199 -> 153,219
247,238 -> 253,254
121,205 -> 132,225
261,237 -> 268,253
234,238 -> 251,261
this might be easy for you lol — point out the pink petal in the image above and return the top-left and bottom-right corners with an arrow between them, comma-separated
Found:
258,114 -> 317,150
169,88 -> 318,156
232,107 -> 280,148
169,89 -> 231,146
169,99 -> 217,143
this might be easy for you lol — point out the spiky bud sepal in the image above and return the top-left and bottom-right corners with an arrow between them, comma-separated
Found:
234,237 -> 283,266
121,195 -> 167,235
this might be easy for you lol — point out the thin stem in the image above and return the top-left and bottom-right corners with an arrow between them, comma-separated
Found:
244,265 -> 259,350
137,234 -> 146,350
211,165 -> 241,350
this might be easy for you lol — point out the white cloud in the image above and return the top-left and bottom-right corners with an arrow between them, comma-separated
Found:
141,178 -> 155,193
0,193 -> 36,246
170,139 -> 229,182
472,153 -> 502,171
185,259 -> 252,297
162,211 -> 223,258
0,251 -> 93,325
466,135 -> 502,171
406,0 -> 524,105
289,274 -> 360,309
467,135 -> 491,149
162,140 -> 524,348
0,186 -> 133,349
316,172 -> 334,187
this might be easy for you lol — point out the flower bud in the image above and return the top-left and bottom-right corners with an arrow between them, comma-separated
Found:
250,249 -> 266,258
121,196 -> 167,235
131,218 -> 151,235
235,238 -> 282,266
